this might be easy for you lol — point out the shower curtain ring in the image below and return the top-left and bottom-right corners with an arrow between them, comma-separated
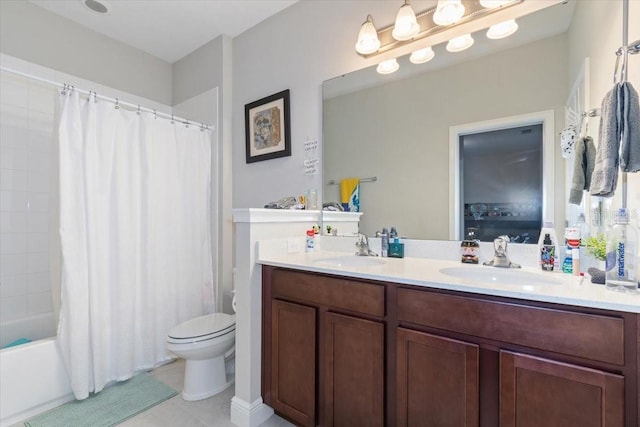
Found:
115,98 -> 120,109
61,83 -> 67,95
153,109 -> 157,119
171,114 -> 174,124
185,119 -> 190,128
137,105 -> 141,115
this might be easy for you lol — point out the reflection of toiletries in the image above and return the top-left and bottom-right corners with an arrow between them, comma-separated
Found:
460,228 -> 479,264
572,247 -> 580,276
306,229 -> 315,252
381,228 -> 389,257
390,227 -> 398,239
541,233 -> 555,271
565,227 -> 581,275
562,245 -> 573,273
538,222 -> 560,269
305,189 -> 318,210
389,238 -> 405,258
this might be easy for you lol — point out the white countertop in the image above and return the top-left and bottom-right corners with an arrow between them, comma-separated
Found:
257,250 -> 640,314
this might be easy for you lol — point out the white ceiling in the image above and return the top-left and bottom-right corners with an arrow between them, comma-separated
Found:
28,0 -> 298,63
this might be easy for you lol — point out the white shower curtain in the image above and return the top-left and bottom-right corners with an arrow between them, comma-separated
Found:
56,91 -> 215,400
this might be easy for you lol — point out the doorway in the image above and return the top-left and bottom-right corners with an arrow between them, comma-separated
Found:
448,110 -> 556,241
460,125 -> 543,243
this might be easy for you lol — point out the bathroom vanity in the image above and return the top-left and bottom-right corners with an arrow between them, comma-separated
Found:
259,254 -> 640,427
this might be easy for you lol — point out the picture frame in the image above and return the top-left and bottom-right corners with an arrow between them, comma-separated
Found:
245,89 -> 291,163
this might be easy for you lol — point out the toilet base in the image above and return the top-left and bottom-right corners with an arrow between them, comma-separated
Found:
181,355 -> 233,401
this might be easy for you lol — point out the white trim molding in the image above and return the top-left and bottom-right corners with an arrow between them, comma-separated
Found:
230,396 -> 274,427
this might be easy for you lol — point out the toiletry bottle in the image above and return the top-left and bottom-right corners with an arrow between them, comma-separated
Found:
605,208 -> 638,292
561,245 -> 573,273
381,228 -> 389,257
540,233 -> 555,271
306,229 -> 315,253
389,237 -> 405,258
538,222 -> 560,269
390,227 -> 398,240
460,227 -> 479,264
564,227 -> 581,274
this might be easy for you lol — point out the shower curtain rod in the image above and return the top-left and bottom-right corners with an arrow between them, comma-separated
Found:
0,65 -> 214,131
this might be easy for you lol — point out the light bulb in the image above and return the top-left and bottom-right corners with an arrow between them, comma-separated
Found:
433,0 -> 465,26
355,15 -> 381,55
392,2 -> 420,41
479,0 -> 513,9
377,58 -> 400,75
410,47 -> 435,64
487,19 -> 518,39
446,34 -> 474,52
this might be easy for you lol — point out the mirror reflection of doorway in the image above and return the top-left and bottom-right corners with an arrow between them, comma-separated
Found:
460,124 -> 543,243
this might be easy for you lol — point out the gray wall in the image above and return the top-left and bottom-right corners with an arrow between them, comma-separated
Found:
173,36 -> 234,314
0,0 -> 172,105
323,35 -> 568,239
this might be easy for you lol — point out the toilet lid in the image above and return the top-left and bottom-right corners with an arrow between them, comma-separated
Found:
168,313 -> 235,341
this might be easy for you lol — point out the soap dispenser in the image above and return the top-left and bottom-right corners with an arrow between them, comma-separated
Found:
460,227 -> 479,264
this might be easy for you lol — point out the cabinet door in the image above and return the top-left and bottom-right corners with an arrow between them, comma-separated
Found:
271,299 -> 316,427
500,351 -> 624,427
396,328 -> 479,427
325,312 -> 384,427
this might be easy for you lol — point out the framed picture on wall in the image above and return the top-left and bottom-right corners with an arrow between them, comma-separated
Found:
244,89 -> 291,163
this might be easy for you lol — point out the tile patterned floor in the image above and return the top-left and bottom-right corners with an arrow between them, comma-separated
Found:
17,359 -> 293,427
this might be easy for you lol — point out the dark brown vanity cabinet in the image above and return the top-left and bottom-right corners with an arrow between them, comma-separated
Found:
263,268 -> 386,427
396,328 -> 479,427
263,266 -> 639,427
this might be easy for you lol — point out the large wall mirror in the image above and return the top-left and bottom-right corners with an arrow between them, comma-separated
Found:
323,0 -> 582,241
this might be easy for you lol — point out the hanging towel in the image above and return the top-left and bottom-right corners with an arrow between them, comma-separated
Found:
620,82 -> 640,172
340,178 -> 360,212
569,136 -> 597,205
590,85 -> 620,197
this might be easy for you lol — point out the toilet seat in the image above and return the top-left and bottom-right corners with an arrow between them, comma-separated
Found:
167,313 -> 235,345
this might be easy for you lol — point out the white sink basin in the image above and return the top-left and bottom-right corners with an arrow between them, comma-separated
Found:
313,255 -> 386,267
439,266 -> 565,287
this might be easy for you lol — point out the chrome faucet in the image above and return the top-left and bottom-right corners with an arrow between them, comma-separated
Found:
483,235 -> 521,268
355,233 -> 378,256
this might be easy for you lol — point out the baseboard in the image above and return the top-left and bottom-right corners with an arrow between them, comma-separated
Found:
230,396 -> 274,427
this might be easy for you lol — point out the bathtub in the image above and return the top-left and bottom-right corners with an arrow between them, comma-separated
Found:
0,315 -> 73,426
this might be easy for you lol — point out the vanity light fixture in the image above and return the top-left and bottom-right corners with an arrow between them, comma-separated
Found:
355,15 -> 381,55
446,34 -> 474,52
433,0 -> 466,26
410,46 -> 435,64
377,58 -> 400,74
486,19 -> 519,39
354,0 -> 563,73
479,0 -> 514,9
392,0 -> 420,41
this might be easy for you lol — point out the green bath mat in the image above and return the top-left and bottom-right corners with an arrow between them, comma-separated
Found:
24,372 -> 178,427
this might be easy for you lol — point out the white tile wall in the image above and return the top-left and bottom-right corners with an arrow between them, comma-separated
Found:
1,57 -> 53,326
1,52 -> 176,331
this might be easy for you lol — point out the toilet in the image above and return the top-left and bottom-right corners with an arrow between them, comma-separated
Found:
167,312 -> 236,401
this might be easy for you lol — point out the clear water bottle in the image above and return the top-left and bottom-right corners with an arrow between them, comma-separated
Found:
605,208 -> 639,293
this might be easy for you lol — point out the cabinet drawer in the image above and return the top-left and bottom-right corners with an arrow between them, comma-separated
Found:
272,269 -> 385,317
398,288 -> 624,365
